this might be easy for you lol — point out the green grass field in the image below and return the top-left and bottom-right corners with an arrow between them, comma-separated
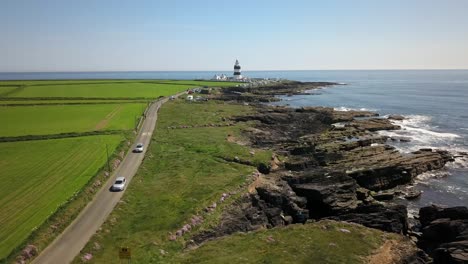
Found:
0,135 -> 123,258
0,80 -> 240,99
4,83 -> 188,98
73,100 -> 273,263
176,220 -> 391,264
0,79 -> 241,261
0,103 -> 146,137
0,80 -> 240,87
0,86 -> 18,96
0,99 -> 149,105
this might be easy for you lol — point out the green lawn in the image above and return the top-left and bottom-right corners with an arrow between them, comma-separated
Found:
177,220 -> 391,264
0,80 -> 240,87
0,103 -> 146,137
4,83 -> 189,98
0,135 -> 123,259
0,86 -> 19,96
0,80 -> 240,99
73,100 -> 272,263
0,80 -> 167,86
0,99 -> 149,105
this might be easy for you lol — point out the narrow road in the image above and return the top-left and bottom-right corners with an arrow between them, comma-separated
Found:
33,96 -> 177,264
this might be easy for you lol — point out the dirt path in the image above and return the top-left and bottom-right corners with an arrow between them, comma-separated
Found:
93,105 -> 123,130
32,94 -> 183,264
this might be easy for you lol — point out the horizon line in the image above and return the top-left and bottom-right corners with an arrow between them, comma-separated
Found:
1,68 -> 468,73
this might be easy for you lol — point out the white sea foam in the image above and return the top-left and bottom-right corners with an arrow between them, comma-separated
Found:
379,114 -> 463,153
334,106 -> 377,112
407,207 -> 419,219
446,155 -> 468,169
416,170 -> 451,182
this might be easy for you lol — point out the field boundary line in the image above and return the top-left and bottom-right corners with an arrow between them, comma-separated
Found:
0,85 -> 26,97
0,130 -> 123,143
94,105 -> 124,130
0,101 -> 150,107
0,96 -> 161,100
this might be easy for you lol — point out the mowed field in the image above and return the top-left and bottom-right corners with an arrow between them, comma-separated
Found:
0,99 -> 149,105
0,86 -> 18,96
2,80 -> 241,99
0,135 -> 122,258
0,103 -> 146,137
0,79 -> 238,260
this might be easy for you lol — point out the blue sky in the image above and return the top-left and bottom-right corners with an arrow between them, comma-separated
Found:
1,0 -> 468,71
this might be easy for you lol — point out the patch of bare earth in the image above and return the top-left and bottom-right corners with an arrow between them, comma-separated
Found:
94,105 -> 123,130
367,238 -> 419,264
226,134 -> 250,146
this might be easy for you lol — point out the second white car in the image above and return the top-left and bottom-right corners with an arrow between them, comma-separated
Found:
111,177 -> 126,191
133,143 -> 144,153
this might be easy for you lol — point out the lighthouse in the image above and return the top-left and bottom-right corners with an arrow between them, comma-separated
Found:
233,59 -> 242,80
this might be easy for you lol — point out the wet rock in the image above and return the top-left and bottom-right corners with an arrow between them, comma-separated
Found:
327,204 -> 408,234
284,156 -> 318,171
372,191 -> 395,201
434,240 -> 468,264
284,170 -> 359,217
347,118 -> 401,132
255,178 -> 309,223
418,205 -> 468,262
422,218 -> 467,244
388,114 -> 405,121
420,205 -> 468,227
356,187 -> 370,200
342,148 -> 453,191
405,189 -> 422,200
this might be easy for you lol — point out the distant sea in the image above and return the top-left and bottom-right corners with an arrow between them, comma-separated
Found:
2,70 -> 467,214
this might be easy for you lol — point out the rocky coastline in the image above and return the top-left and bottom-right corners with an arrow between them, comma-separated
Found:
193,81 -> 468,263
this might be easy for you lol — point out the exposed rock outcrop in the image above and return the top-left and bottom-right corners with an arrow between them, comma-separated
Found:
418,205 -> 468,264
191,82 -> 455,261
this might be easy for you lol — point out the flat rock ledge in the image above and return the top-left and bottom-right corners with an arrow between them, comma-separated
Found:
416,205 -> 468,264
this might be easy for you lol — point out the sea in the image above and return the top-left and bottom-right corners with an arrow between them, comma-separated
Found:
1,70 -> 467,214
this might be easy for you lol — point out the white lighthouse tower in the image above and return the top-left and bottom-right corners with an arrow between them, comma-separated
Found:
233,59 -> 242,80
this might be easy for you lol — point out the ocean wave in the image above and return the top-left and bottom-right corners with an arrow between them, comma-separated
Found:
333,106 -> 378,112
379,114 -> 463,154
446,155 -> 468,169
415,170 -> 451,183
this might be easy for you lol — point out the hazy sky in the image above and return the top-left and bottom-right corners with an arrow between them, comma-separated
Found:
1,0 -> 468,72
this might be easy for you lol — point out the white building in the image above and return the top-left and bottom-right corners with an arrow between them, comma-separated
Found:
211,74 -> 228,81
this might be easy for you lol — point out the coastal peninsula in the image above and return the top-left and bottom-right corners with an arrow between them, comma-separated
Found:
188,81 -> 468,263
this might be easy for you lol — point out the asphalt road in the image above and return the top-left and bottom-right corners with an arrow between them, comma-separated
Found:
33,96 -> 173,264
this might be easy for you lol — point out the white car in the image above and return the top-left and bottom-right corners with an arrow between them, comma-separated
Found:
133,143 -> 144,153
111,177 -> 126,191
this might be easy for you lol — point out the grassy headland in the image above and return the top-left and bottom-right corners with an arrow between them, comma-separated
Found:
73,99 -> 273,263
176,220 -> 398,264
72,94 -> 407,264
